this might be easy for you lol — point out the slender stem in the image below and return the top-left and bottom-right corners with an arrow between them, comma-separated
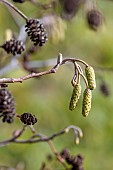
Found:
0,0 -> 28,21
0,57 -> 90,84
76,63 -> 88,87
0,70 -> 52,83
62,58 -> 89,67
74,62 -> 80,84
0,125 -> 83,147
48,140 -> 68,169
0,125 -> 27,147
81,74 -> 88,88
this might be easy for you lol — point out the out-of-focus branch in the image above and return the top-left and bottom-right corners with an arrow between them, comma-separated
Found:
0,124 -> 82,169
30,0 -> 56,9
23,57 -> 113,72
0,58 -> 20,77
25,58 -> 57,68
0,125 -> 83,147
48,140 -> 68,169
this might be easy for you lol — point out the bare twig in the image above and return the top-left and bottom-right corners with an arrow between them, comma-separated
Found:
0,124 -> 82,168
0,125 -> 83,147
48,140 -> 68,169
0,59 -> 20,77
21,57 -> 113,73
0,56 -> 89,83
0,124 -> 82,169
0,125 -> 27,147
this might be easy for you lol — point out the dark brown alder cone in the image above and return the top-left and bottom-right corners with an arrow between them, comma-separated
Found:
1,39 -> 25,55
20,112 -> 37,125
61,0 -> 84,20
61,148 -> 84,170
25,19 -> 48,46
60,148 -> 70,159
86,9 -> 104,31
0,89 -> 16,123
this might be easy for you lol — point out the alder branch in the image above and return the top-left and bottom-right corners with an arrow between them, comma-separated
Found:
0,125 -> 83,147
0,125 -> 27,147
48,140 -> 68,169
23,57 -> 113,72
0,56 -> 88,83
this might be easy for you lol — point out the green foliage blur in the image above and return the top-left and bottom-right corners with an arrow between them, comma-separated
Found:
0,0 -> 113,170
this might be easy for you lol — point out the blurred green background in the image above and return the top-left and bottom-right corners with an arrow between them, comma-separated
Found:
0,0 -> 113,169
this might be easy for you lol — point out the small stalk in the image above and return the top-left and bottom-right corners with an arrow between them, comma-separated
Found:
0,0 -> 28,21
62,58 -> 89,67
76,63 -> 88,88
75,59 -> 89,67
48,140 -> 68,170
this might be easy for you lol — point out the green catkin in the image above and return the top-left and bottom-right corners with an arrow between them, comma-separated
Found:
82,88 -> 92,117
85,65 -> 96,90
69,84 -> 81,111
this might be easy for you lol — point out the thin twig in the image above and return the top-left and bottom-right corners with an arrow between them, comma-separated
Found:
0,125 -> 83,147
0,125 -> 27,147
62,58 -> 89,67
0,57 -> 89,83
76,64 -> 88,87
48,140 -> 68,169
21,57 -> 113,72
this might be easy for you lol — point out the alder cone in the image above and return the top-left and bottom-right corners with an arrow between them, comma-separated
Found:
20,112 -> 37,125
1,39 -> 25,55
61,148 -> 84,170
0,88 -> 16,123
25,19 -> 48,46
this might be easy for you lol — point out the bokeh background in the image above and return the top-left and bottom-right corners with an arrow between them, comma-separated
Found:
0,0 -> 113,169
